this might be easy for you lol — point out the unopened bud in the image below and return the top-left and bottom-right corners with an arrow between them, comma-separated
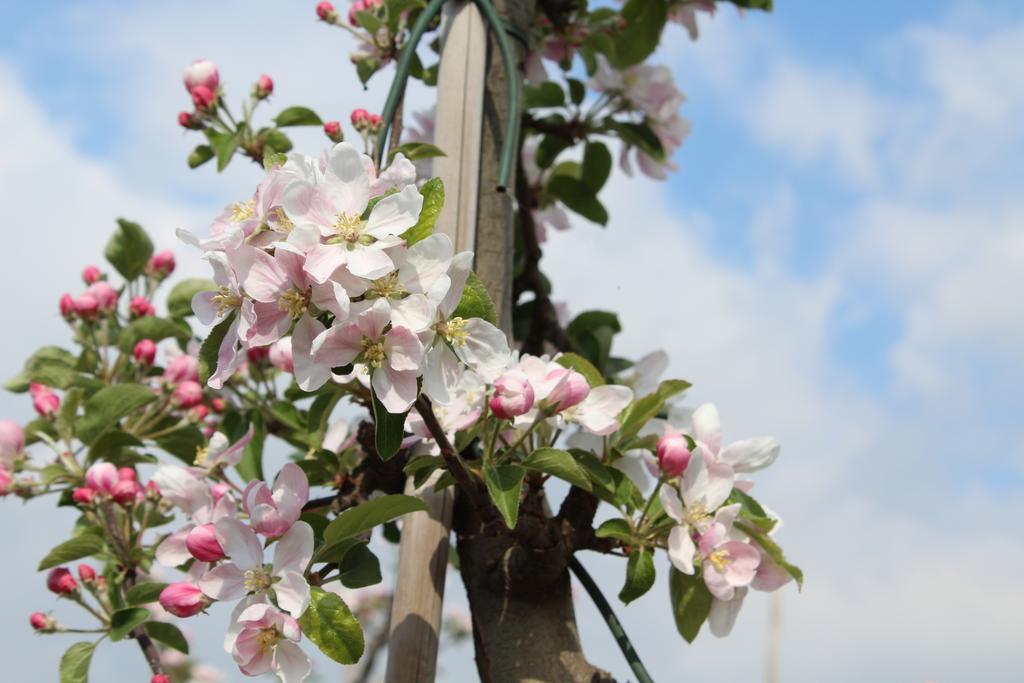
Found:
191,85 -> 216,111
183,59 -> 220,94
350,108 -> 371,130
159,582 -> 208,618
77,564 -> 97,583
46,568 -> 78,595
72,293 -> 100,319
81,265 -> 103,284
72,487 -> 96,505
111,479 -> 143,506
316,1 -> 338,23
186,523 -> 225,562
129,296 -> 156,318
172,381 -> 204,409
148,250 -> 176,277
30,612 -> 55,633
59,293 -> 75,319
489,371 -> 535,419
545,369 -> 590,412
323,120 -> 344,143
247,346 -> 270,365
152,675 -> 171,683
254,74 -> 274,99
30,384 -> 61,418
85,462 -> 119,494
134,339 -> 157,366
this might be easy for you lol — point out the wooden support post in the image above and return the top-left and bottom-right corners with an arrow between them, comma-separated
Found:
384,4 -> 488,682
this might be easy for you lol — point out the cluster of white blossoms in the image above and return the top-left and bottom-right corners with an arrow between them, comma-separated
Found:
182,141 -> 511,414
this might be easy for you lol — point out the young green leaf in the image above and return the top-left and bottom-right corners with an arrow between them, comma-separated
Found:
38,534 -> 105,571
547,175 -> 608,225
483,463 -> 525,529
452,272 -> 498,325
117,317 -> 189,353
595,518 -> 635,543
145,621 -> 189,654
555,352 -> 605,388
612,0 -> 668,68
274,106 -> 323,127
736,521 -> 804,589
323,494 -> 428,544
110,607 -> 150,641
370,389 -> 409,460
669,568 -> 713,643
125,582 -> 168,606
400,177 -> 445,246
237,411 -> 265,481
167,278 -> 216,318
582,141 -> 612,193
187,144 -> 215,169
619,548 -> 656,604
388,142 -> 446,163
105,218 -> 154,281
198,313 -> 236,385
298,587 -> 365,664
76,384 -> 159,444
617,378 -> 692,441
525,81 -> 565,108
59,641 -> 96,683
338,543 -> 383,589
522,447 -> 592,491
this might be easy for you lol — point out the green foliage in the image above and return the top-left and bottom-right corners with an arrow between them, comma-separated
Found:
726,487 -> 777,534
400,177 -> 444,245
76,384 -> 159,444
322,494 -> 427,545
237,411 -> 265,481
566,310 -> 621,373
4,346 -> 79,392
154,425 -> 204,464
452,272 -> 499,326
582,141 -> 612,193
145,621 -> 189,654
547,175 -> 608,225
298,587 -> 365,664
262,128 -> 293,153
125,582 -> 167,605
525,82 -> 565,108
204,128 -> 242,172
606,120 -> 666,162
483,462 -> 525,529
337,543 -> 383,589
737,521 -> 804,589
59,641 -> 96,683
617,379 -> 692,441
275,106 -> 323,127
522,447 -> 592,491
188,144 -> 215,169
612,0 -> 668,69
388,141 -> 446,163
370,389 -> 408,460
38,534 -> 105,570
117,317 -> 189,353
105,219 -> 153,281
595,518 -> 635,543
167,278 -> 216,319
555,352 -> 605,388
669,568 -> 713,643
198,313 -> 235,385
619,548 -> 656,604
110,607 -> 150,641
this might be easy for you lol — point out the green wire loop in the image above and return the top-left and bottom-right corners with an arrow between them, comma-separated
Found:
570,557 -> 656,683
375,0 -> 522,192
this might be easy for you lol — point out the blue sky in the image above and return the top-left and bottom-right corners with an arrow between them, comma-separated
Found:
1,1 -> 1023,681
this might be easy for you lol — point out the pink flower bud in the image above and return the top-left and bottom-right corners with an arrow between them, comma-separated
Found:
159,582 -> 207,618
81,265 -> 103,284
30,612 -> 54,632
192,403 -> 210,421
656,430 -> 692,477
0,467 -> 12,495
316,1 -> 337,22
148,250 -> 176,277
111,479 -> 142,506
129,296 -> 155,318
72,293 -> 99,319
489,371 -> 535,419
0,419 -> 25,461
210,398 -> 227,413
46,568 -> 78,595
545,369 -> 590,412
72,487 -> 95,505
348,0 -> 367,25
164,355 -> 199,384
30,384 -> 61,417
172,381 -> 204,409
350,108 -> 370,129
152,675 -> 171,683
368,113 -> 383,131
186,523 -> 225,562
86,282 -> 119,311
134,339 -> 157,366
323,120 -> 344,143
254,74 -> 274,99
247,345 -> 270,364
191,85 -> 216,111
177,110 -> 202,129
269,338 -> 294,373
118,467 -> 137,481
59,293 -> 75,318
210,482 -> 230,503
77,564 -> 97,583
85,462 -> 119,494
183,59 -> 219,94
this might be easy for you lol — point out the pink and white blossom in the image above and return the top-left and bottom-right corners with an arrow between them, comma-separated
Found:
660,450 -> 736,574
225,602 -> 311,682
242,463 -> 310,538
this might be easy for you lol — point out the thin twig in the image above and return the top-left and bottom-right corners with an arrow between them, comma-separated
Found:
413,396 -> 481,504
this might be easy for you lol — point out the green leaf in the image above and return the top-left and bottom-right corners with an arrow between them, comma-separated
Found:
87,430 -> 144,464
308,389 -> 343,450
39,534 -> 105,571
567,310 -> 621,371
400,177 -> 444,246
582,141 -> 612,193
726,488 -> 777,534
154,425 -> 204,464
522,447 -> 591,491
125,582 -> 167,606
736,521 -> 804,589
188,144 -> 215,169
555,352 -> 605,388
569,448 -> 616,492
264,151 -> 289,170
59,642 -> 96,683
105,218 -> 154,281
145,621 -> 189,654
237,411 -> 265,481
669,568 -> 713,643
452,272 -> 498,325
110,607 -> 150,641
323,494 -> 428,544
567,78 -> 586,105
275,106 -> 323,127
388,142 -> 446,163
117,317 -> 189,353
606,119 -> 666,162
167,278 -> 216,319
525,81 -> 565,108
39,532 -> 105,573
619,547 -> 656,604
547,175 -> 608,225
5,346 -> 76,392
262,128 -> 293,153
535,133 -> 570,169
612,0 -> 668,68
298,587 -> 365,664
370,389 -> 408,461
76,384 -> 158,445
199,313 -> 236,385
338,543 -> 383,589
617,379 -> 692,441
483,463 -> 525,529
725,0 -> 772,10
595,518 -> 635,543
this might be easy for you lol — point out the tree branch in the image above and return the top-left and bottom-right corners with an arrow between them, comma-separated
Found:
413,395 -> 483,506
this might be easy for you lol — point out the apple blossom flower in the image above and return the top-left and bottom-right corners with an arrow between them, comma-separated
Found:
134,339 -> 157,365
697,521 -> 760,601
254,74 -> 274,99
46,568 -> 78,595
669,0 -> 716,40
408,371 -> 485,448
242,463 -> 310,538
30,383 -> 60,417
269,338 -> 294,373
195,424 -> 255,471
545,369 -> 590,412
708,586 -> 747,638
81,265 -> 103,284
199,518 -> 313,616
618,350 -> 670,397
225,602 -> 311,681
685,403 -> 781,475
657,425 -> 692,476
660,450 -> 736,574
323,120 -> 343,143
0,419 -> 25,467
160,582 -> 209,618
363,153 -> 417,198
489,370 -> 535,419
154,467 -> 237,567
557,382 -> 633,436
111,478 -> 143,506
183,59 -> 220,94
312,299 -> 424,412
281,142 -> 422,279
